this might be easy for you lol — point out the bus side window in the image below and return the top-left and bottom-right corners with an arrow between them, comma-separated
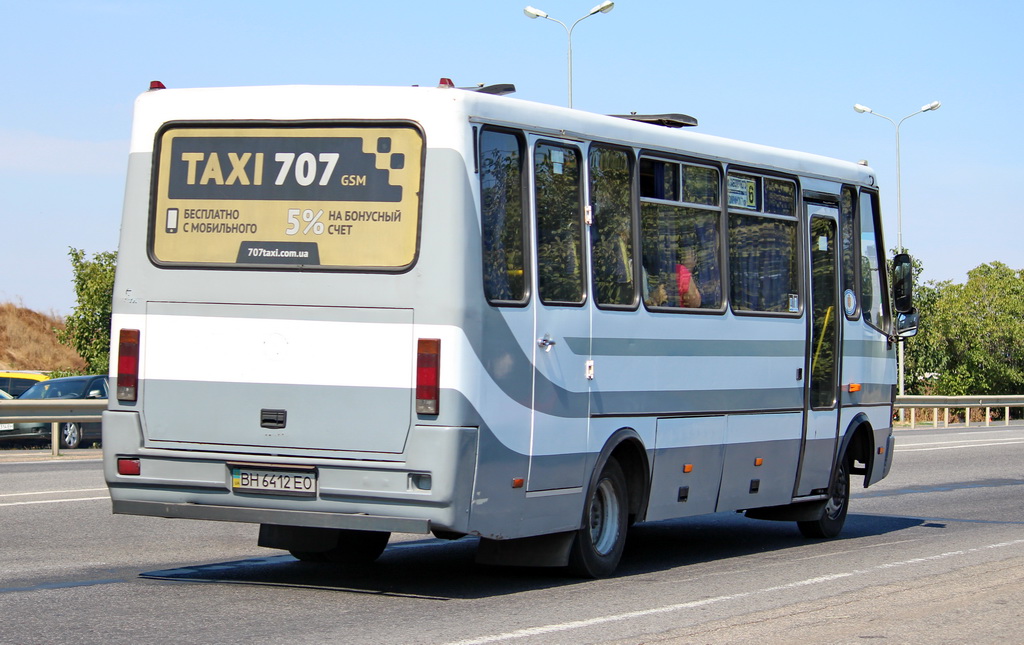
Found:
859,191 -> 888,330
535,142 -> 584,305
639,162 -> 722,310
480,129 -> 527,303
589,146 -> 635,307
728,176 -> 799,314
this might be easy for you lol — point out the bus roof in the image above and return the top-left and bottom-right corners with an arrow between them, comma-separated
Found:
130,83 -> 876,187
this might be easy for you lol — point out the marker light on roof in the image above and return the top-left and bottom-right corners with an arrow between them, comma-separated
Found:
149,81 -> 166,90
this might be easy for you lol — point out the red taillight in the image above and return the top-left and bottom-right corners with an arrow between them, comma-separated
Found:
117,457 -> 141,476
416,338 -> 440,415
117,329 -> 140,402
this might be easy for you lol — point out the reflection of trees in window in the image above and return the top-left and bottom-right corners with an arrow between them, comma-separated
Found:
840,187 -> 857,306
764,178 -> 796,215
810,217 -> 838,408
480,130 -> 525,302
859,192 -> 885,329
682,165 -> 719,206
589,146 -> 634,306
641,203 -> 722,309
535,143 -> 583,304
728,214 -> 798,312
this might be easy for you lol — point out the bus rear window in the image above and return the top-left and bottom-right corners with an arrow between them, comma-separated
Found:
150,123 -> 423,270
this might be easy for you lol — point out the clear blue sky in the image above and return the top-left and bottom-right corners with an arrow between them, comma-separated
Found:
1,0 -> 1020,314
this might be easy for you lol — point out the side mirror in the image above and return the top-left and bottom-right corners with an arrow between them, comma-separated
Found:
892,253 -> 914,313
896,309 -> 919,339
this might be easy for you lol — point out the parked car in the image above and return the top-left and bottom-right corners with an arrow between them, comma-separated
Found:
3,375 -> 108,449
0,371 -> 48,397
0,388 -> 12,436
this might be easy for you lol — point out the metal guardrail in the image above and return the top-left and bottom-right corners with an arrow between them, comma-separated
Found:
894,395 -> 1024,429
1,395 -> 1019,456
0,399 -> 106,456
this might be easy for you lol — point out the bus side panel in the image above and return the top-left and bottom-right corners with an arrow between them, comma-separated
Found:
715,413 -> 802,511
646,416 -> 726,521
840,325 -> 896,487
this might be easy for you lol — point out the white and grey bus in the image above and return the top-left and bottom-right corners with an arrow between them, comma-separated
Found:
104,80 -> 917,577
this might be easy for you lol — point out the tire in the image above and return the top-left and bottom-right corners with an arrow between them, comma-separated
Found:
290,529 -> 390,564
798,454 -> 850,538
569,458 -> 628,578
59,423 -> 82,449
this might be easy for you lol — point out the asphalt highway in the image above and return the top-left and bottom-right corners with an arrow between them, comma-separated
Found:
2,424 -> 1023,644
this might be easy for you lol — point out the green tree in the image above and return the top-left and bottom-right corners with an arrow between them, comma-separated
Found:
901,278 -> 946,394
908,262 -> 1024,396
57,248 -> 116,374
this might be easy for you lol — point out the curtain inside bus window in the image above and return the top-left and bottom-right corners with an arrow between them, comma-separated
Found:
639,158 -> 679,201
728,214 -> 799,313
480,129 -> 526,303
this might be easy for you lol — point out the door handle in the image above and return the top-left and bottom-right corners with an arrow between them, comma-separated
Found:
537,334 -> 556,352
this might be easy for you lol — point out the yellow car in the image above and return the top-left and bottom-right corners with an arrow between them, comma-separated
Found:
0,371 -> 48,398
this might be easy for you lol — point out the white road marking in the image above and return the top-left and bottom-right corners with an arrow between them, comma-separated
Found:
0,496 -> 109,507
444,539 -> 1024,645
0,488 -> 107,498
899,440 -> 1024,452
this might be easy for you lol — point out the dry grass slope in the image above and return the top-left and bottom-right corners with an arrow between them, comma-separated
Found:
0,302 -> 87,372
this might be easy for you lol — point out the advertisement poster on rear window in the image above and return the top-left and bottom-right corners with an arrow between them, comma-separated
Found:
151,124 -> 423,270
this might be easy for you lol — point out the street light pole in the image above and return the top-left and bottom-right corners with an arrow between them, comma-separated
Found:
524,1 -> 614,108
853,101 -> 941,252
853,100 -> 941,415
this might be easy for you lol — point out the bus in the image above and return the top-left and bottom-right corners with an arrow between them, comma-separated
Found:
104,80 -> 917,577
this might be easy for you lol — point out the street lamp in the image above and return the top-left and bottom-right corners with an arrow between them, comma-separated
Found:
524,1 -> 614,108
854,100 -> 940,415
853,101 -> 941,252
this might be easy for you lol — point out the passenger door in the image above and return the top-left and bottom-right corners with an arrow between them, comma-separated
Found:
797,205 -> 842,495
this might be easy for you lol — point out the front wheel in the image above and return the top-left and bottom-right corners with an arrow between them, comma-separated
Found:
59,423 -> 82,449
798,455 -> 850,538
569,458 -> 628,578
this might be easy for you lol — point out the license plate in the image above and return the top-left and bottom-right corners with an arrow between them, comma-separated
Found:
0,423 -> 12,430
231,465 -> 317,497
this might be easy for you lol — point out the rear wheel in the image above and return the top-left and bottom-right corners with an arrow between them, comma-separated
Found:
798,455 -> 850,538
569,458 -> 628,578
59,423 -> 82,449
290,529 -> 391,564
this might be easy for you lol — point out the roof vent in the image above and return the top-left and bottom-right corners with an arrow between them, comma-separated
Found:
472,83 -> 516,96
435,78 -> 515,96
610,113 -> 698,128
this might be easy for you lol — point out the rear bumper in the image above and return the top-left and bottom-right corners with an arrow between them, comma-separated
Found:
111,499 -> 429,533
103,410 -> 477,535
